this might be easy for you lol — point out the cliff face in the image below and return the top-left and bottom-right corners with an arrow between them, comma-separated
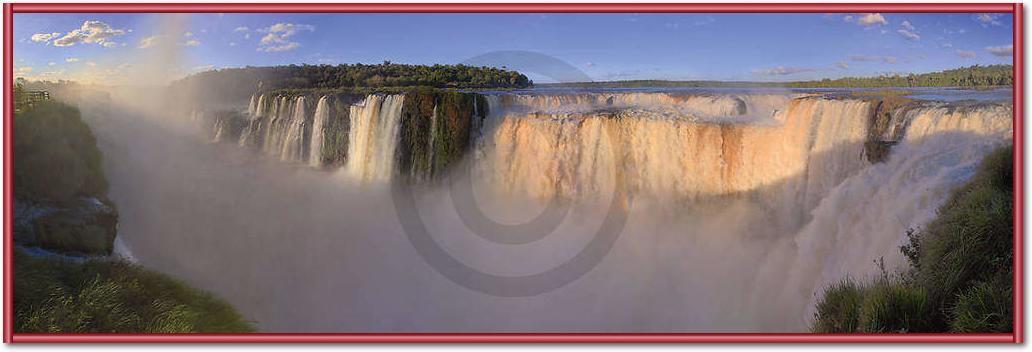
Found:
13,102 -> 118,255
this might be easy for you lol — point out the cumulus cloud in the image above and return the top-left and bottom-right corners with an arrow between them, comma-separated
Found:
857,13 -> 887,27
137,35 -> 160,49
52,20 -> 127,47
753,66 -> 817,76
974,13 -> 1003,27
956,49 -> 977,58
849,55 -> 897,64
900,20 -> 916,31
65,57 -> 79,63
985,44 -> 1013,57
30,32 -> 61,43
257,23 -> 314,52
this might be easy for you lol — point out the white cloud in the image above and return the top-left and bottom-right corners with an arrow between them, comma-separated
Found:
233,26 -> 249,33
985,44 -> 1013,57
52,20 -> 126,47
259,42 -> 299,52
843,15 -> 855,22
65,57 -> 79,63
229,42 -> 237,47
836,61 -> 849,69
849,55 -> 897,64
585,62 -> 595,68
137,35 -> 160,48
183,39 -> 201,47
753,66 -> 817,76
857,13 -> 887,27
30,32 -> 61,43
956,49 -> 977,58
942,42 -> 954,48
900,20 -> 915,31
183,31 -> 193,37
193,64 -> 215,72
16,66 -> 32,74
974,13 -> 1003,27
257,23 -> 313,52
48,62 -> 56,66
897,29 -> 920,41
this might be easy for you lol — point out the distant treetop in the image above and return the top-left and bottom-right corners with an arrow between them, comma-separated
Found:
173,62 -> 532,93
784,64 -> 1013,88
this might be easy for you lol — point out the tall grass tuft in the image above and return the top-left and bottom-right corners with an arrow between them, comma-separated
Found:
13,248 -> 255,333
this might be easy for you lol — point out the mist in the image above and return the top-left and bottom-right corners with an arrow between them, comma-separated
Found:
52,16 -> 1014,333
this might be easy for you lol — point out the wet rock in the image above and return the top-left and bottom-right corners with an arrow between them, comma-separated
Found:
14,197 -> 118,255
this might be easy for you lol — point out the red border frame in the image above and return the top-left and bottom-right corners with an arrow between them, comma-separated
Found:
2,2 -> 1023,344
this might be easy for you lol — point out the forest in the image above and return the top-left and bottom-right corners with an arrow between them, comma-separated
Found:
786,64 -> 1013,88
173,62 -> 532,92
541,65 -> 1013,89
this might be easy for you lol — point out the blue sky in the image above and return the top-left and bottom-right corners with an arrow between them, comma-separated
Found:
13,12 -> 1014,84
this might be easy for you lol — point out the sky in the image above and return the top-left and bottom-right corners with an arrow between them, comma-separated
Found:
13,12 -> 1015,84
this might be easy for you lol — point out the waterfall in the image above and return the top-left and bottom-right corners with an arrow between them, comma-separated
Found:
239,93 -> 266,147
309,96 -> 331,167
770,103 -> 1013,325
248,93 -> 258,116
344,94 -> 405,182
476,96 -> 870,204
279,96 -> 308,162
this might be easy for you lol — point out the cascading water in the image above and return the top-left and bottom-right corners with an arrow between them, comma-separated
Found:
767,103 -> 1013,326
137,89 -> 1013,331
475,95 -> 869,205
344,94 -> 405,182
279,96 -> 308,162
309,96 -> 331,167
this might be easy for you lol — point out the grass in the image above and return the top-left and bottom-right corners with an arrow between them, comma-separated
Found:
812,145 -> 1013,333
13,247 -> 255,333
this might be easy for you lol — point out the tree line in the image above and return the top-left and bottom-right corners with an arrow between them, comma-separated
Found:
785,64 -> 1013,88
173,62 -> 532,92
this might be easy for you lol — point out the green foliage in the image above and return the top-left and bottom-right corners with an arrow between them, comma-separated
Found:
786,65 -> 1013,88
858,282 -> 933,332
950,277 -> 1012,333
13,248 -> 255,333
14,102 -> 108,203
397,90 -> 482,179
172,62 -> 531,106
812,145 -> 1014,333
812,279 -> 865,333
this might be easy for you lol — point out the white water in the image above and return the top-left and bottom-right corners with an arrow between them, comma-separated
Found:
344,94 -> 405,182
279,96 -> 307,162
309,96 -> 331,167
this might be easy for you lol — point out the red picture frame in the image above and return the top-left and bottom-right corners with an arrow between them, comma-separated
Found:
2,2 -> 1023,344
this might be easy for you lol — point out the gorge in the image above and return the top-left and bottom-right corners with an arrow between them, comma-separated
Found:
98,86 -> 1012,332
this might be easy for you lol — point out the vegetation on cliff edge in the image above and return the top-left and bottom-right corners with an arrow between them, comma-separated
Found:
812,145 -> 1013,333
